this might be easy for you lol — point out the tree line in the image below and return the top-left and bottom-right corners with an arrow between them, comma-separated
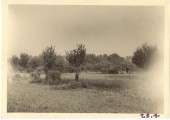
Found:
10,47 -> 136,73
9,42 -> 159,81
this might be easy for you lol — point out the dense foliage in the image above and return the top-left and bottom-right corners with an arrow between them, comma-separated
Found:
10,55 -> 20,70
10,42 -> 159,75
19,53 -> 30,69
28,56 -> 40,70
41,46 -> 58,73
132,42 -> 158,71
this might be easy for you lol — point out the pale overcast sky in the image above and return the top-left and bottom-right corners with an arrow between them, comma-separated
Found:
7,5 -> 164,58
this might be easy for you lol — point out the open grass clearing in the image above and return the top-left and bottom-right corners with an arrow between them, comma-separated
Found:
7,73 -> 164,113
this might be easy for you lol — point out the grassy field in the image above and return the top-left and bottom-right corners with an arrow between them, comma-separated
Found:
7,73 -> 164,113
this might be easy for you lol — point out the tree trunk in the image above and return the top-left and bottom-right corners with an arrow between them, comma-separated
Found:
75,72 -> 79,82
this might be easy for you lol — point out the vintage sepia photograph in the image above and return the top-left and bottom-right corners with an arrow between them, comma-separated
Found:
2,0 -> 170,118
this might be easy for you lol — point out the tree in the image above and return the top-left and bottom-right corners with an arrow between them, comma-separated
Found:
19,53 -> 30,70
28,56 -> 40,70
107,53 -> 126,73
66,44 -> 86,81
122,61 -> 137,73
108,65 -> 119,74
108,53 -> 125,66
55,55 -> 65,72
132,42 -> 158,72
126,56 -> 132,62
98,61 -> 110,74
84,63 -> 94,72
41,46 -> 58,74
11,55 -> 20,70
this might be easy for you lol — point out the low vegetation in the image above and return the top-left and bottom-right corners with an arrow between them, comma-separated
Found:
7,73 -> 163,113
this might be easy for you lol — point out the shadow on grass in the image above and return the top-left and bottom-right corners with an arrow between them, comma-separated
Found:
29,76 -> 144,92
49,78 -> 130,92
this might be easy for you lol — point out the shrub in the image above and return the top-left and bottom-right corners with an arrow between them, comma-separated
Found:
45,70 -> 61,85
30,72 -> 41,83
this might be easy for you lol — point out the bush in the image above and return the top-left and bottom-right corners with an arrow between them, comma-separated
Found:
45,70 -> 61,85
30,72 -> 42,83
